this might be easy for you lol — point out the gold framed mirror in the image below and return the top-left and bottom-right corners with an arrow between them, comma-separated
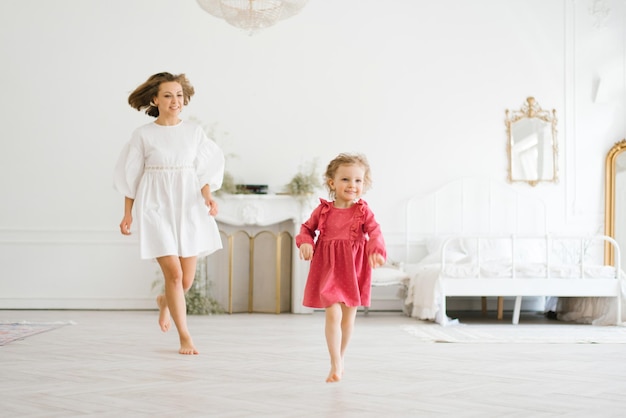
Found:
505,97 -> 558,186
604,139 -> 626,265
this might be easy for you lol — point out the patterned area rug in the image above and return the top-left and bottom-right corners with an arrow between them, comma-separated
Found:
0,321 -> 74,346
403,322 -> 626,344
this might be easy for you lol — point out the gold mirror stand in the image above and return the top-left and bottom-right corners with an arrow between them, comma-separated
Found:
604,139 -> 626,265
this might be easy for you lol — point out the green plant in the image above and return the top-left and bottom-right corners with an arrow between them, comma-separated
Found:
152,261 -> 224,315
184,280 -> 224,315
219,171 -> 237,195
285,159 -> 322,196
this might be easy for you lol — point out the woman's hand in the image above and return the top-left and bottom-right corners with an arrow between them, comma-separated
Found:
299,243 -> 313,261
120,197 -> 134,235
369,253 -> 385,268
201,185 -> 218,216
205,197 -> 218,216
120,214 -> 132,235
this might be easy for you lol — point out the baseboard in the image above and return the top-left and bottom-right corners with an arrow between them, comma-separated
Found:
0,298 -> 156,310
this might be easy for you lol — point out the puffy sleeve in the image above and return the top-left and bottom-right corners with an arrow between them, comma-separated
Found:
295,199 -> 330,248
362,202 -> 387,260
195,127 -> 225,192
296,207 -> 320,248
113,131 -> 144,199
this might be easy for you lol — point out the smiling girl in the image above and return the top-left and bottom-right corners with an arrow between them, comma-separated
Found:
296,153 -> 386,382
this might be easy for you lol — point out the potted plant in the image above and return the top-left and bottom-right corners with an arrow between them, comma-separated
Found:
285,159 -> 322,196
152,260 -> 224,315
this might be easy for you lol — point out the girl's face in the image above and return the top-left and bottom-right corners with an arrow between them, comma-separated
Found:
329,163 -> 365,207
153,81 -> 184,120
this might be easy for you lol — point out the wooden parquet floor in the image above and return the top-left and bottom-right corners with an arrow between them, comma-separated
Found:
0,309 -> 625,417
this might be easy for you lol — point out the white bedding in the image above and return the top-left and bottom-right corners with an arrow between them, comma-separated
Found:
442,262 -> 617,279
404,262 -> 615,323
402,246 -> 624,325
402,263 -> 442,322
557,289 -> 626,325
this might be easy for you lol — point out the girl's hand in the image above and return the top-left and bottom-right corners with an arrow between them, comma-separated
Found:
205,197 -> 219,216
299,243 -> 313,261
369,253 -> 385,268
120,214 -> 132,235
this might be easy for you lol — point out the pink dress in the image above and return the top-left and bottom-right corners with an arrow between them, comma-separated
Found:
296,199 -> 386,308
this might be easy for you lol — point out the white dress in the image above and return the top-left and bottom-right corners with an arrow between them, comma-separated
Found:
114,120 -> 225,259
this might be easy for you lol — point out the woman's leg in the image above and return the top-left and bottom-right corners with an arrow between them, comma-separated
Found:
157,255 -> 198,355
156,293 -> 171,332
156,256 -> 199,331
324,303 -> 343,382
180,256 -> 198,293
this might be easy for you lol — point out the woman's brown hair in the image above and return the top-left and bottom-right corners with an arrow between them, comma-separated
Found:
128,72 -> 195,118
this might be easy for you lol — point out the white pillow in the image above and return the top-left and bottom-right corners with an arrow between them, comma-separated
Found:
481,238 -> 512,261
419,250 -> 469,265
516,240 -> 546,263
461,237 -> 511,261
465,238 -> 546,263
420,236 -> 470,265
426,236 -> 465,255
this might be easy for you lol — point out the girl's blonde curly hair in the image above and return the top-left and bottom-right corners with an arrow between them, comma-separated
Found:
324,153 -> 373,200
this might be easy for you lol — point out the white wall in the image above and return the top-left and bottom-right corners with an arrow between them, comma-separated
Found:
0,0 -> 624,309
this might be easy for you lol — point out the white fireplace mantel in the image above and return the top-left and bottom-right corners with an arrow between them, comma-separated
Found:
214,194 -> 316,314
214,194 -> 313,227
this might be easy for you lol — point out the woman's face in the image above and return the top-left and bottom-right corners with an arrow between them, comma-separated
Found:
153,81 -> 184,119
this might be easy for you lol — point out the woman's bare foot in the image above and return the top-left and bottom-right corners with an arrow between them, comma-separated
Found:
179,334 -> 199,355
156,294 -> 171,332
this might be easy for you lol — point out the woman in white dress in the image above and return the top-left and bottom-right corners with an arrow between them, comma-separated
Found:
114,72 -> 225,355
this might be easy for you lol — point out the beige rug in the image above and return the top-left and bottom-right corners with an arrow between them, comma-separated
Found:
0,321 -> 74,346
403,321 -> 626,344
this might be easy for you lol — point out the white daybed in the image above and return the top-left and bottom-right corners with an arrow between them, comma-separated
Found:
401,178 -> 624,325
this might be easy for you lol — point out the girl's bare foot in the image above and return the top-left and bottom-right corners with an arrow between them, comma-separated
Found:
326,370 -> 341,383
156,294 -> 171,332
179,335 -> 199,355
326,362 -> 343,383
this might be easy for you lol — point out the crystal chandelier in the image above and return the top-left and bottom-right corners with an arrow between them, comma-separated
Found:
196,0 -> 309,35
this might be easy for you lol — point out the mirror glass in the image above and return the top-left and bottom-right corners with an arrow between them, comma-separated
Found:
505,97 -> 558,186
604,139 -> 626,266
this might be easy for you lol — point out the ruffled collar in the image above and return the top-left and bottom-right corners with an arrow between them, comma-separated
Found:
317,199 -> 368,239
319,198 -> 366,209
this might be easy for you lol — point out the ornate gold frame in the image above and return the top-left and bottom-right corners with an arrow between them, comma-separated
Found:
604,139 -> 626,265
505,97 -> 558,186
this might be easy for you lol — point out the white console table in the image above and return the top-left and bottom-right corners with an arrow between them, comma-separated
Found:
213,194 -> 316,314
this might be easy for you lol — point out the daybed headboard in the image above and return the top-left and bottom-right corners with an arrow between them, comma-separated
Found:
405,177 -> 547,262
